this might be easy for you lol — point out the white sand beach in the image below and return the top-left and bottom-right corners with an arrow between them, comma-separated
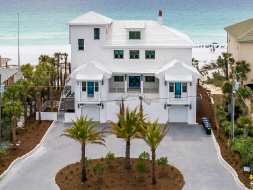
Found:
0,45 -> 226,67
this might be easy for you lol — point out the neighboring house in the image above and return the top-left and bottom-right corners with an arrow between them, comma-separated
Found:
61,11 -> 201,124
224,18 -> 253,86
0,56 -> 23,92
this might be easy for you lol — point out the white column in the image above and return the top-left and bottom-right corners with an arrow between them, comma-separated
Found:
141,74 -> 143,93
125,74 -> 127,93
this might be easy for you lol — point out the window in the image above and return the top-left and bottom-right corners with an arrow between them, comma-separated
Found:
129,31 -> 141,39
78,39 -> 84,50
82,82 -> 86,91
94,28 -> 100,39
145,76 -> 155,82
182,83 -> 187,92
114,76 -> 124,82
169,83 -> 174,92
95,82 -> 99,92
130,50 -> 139,59
114,50 -> 124,59
145,50 -> 155,59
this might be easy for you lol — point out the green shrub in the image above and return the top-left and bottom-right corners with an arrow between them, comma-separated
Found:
135,160 -> 146,181
93,163 -> 105,180
106,151 -> 115,164
156,157 -> 168,170
0,147 -> 6,160
85,157 -> 92,167
139,151 -> 150,161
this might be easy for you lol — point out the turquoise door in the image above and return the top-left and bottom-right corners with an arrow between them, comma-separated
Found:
129,76 -> 140,87
175,83 -> 181,98
87,82 -> 94,98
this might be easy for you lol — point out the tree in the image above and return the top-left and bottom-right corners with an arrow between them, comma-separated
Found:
61,115 -> 106,182
20,80 -> 32,123
54,52 -> 62,90
137,119 -> 169,185
217,52 -> 235,80
3,101 -> 24,149
20,63 -> 34,79
108,107 -> 145,169
235,60 -> 251,86
2,84 -> 24,103
62,53 -> 68,85
38,55 -> 50,63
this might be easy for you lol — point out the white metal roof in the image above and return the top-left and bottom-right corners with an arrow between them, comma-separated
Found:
1,58 -> 11,66
165,73 -> 193,82
0,68 -> 18,83
76,73 -> 103,81
67,11 -> 113,26
125,21 -> 145,29
103,20 -> 195,48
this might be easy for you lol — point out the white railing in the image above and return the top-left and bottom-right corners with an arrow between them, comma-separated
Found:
116,92 -> 151,106
80,93 -> 100,102
168,93 -> 189,102
109,87 -> 125,93
143,87 -> 159,93
41,100 -> 50,112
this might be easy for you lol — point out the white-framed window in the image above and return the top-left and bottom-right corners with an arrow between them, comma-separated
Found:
82,82 -> 86,91
129,50 -> 139,59
129,31 -> 141,39
145,50 -> 155,59
95,82 -> 99,92
78,39 -> 84,50
182,83 -> 187,92
114,50 -> 124,59
94,28 -> 100,40
145,76 -> 155,82
114,76 -> 124,82
169,83 -> 174,92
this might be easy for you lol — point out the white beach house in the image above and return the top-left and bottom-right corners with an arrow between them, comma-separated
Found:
61,11 -> 201,124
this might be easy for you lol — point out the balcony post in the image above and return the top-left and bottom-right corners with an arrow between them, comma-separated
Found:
141,74 -> 143,93
125,74 -> 127,93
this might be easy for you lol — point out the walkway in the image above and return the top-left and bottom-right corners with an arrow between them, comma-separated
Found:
0,122 -> 242,190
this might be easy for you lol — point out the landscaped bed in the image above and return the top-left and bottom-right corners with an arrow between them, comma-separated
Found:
56,157 -> 185,190
197,85 -> 251,188
0,113 -> 52,175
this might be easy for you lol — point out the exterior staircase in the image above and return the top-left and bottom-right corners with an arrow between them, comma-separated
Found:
58,86 -> 71,112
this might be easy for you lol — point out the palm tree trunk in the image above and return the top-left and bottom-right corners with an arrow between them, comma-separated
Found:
81,144 -> 87,182
12,116 -> 16,149
64,58 -> 67,85
125,140 -> 131,169
225,62 -> 229,80
50,87 -> 54,112
57,61 -> 60,90
24,95 -> 27,123
38,95 -> 42,123
241,79 -> 243,87
152,149 -> 156,184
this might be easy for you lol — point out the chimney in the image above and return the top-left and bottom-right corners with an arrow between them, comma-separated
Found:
158,10 -> 163,25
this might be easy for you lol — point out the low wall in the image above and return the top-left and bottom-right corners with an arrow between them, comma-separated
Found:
36,112 -> 58,121
64,113 -> 76,122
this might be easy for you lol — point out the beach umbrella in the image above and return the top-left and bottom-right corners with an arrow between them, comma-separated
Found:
212,42 -> 218,44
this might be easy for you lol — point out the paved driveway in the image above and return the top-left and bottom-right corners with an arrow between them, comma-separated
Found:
0,122 -> 242,190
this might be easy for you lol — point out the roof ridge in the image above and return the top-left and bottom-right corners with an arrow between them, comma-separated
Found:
238,27 -> 253,40
225,17 -> 253,30
89,58 -> 112,73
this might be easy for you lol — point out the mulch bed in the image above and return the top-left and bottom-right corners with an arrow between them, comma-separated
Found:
0,113 -> 52,175
197,85 -> 251,188
56,157 -> 185,190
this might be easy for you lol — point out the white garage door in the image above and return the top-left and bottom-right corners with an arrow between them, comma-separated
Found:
168,107 -> 188,123
81,106 -> 100,122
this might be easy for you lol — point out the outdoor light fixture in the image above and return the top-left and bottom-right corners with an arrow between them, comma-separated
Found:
164,81 -> 166,86
164,104 -> 166,109
78,104 -> 80,109
190,82 -> 192,86
101,103 -> 104,109
102,79 -> 104,85
190,104 -> 192,110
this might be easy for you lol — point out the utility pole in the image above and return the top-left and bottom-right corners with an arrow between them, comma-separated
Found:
18,13 -> 20,71
231,65 -> 235,139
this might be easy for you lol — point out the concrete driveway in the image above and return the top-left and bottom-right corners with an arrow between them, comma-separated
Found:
0,122 -> 242,190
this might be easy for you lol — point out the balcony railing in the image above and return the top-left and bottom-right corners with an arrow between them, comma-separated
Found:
109,86 -> 159,93
80,93 -> 100,102
167,93 -> 189,103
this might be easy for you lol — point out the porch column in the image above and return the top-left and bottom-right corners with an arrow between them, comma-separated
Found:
141,74 -> 143,93
125,74 -> 127,93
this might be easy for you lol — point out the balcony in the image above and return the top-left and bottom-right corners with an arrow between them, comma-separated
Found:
80,92 -> 101,102
167,93 -> 190,105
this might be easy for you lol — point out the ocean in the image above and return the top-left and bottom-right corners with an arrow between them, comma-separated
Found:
0,0 -> 253,46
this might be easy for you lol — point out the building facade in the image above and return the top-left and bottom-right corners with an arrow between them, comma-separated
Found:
61,11 -> 200,124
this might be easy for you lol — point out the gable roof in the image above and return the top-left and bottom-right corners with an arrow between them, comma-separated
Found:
1,58 -> 11,67
224,18 -> 253,41
102,20 -> 195,48
67,11 -> 113,26
155,58 -> 200,75
0,68 -> 18,83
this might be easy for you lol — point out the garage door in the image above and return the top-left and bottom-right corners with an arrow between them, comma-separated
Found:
168,107 -> 187,123
81,106 -> 100,122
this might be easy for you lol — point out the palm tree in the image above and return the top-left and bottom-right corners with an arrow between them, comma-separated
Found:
217,52 -> 235,80
54,52 -> 62,90
235,60 -> 251,86
20,63 -> 34,79
62,53 -> 68,85
108,107 -> 145,169
2,84 -> 24,103
3,101 -> 24,149
39,55 -> 50,63
61,115 -> 106,182
20,80 -> 32,123
137,119 -> 169,185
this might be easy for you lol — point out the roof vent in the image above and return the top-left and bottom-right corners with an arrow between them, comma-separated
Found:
158,10 -> 163,25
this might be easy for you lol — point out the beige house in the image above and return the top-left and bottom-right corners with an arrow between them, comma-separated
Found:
224,18 -> 253,87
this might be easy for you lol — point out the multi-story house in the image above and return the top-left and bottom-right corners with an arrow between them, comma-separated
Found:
60,11 -> 200,124
224,18 -> 253,88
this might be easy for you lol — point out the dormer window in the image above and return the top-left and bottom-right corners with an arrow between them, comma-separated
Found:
129,31 -> 141,39
130,50 -> 139,59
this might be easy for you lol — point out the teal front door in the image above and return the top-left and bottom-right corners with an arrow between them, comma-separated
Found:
175,83 -> 181,98
87,82 -> 94,98
129,76 -> 140,88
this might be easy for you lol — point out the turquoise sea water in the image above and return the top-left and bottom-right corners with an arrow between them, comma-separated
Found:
0,0 -> 253,46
